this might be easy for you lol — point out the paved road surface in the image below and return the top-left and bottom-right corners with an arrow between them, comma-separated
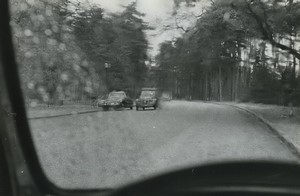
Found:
29,101 -> 298,189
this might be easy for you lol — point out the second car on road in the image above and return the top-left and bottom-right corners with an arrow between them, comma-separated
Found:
136,88 -> 159,110
98,91 -> 133,111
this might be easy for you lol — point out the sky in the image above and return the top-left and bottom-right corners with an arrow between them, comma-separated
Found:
89,0 -> 210,58
90,0 -> 173,20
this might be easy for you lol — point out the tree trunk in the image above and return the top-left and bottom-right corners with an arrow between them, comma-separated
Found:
234,65 -> 239,101
190,74 -> 194,100
299,59 -> 300,77
204,72 -> 208,100
291,34 -> 296,88
208,73 -> 212,100
218,65 -> 222,102
231,66 -> 235,101
235,45 -> 242,101
293,56 -> 296,80
247,67 -> 251,88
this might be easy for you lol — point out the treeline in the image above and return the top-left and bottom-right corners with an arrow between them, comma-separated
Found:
10,0 -> 149,105
155,0 -> 300,106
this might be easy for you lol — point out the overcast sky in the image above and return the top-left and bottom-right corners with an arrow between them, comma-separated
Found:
90,0 -> 173,19
89,0 -> 209,58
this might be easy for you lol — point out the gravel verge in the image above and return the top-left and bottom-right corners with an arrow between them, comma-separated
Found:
217,102 -> 300,160
27,105 -> 98,119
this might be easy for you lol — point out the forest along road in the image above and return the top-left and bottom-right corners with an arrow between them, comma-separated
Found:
29,101 -> 298,189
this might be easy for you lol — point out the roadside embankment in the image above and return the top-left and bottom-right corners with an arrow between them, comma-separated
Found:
221,102 -> 300,158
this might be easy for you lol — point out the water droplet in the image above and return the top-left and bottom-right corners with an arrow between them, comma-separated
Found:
45,9 -> 53,16
37,86 -> 45,93
82,60 -> 88,67
33,37 -> 40,44
52,25 -> 59,33
61,73 -> 68,81
73,64 -> 80,72
27,0 -> 35,5
43,95 -> 49,102
44,29 -> 52,36
62,25 -> 69,31
27,82 -> 35,89
59,43 -> 66,50
86,81 -> 92,86
20,3 -> 28,11
63,33 -> 71,40
47,38 -> 57,45
84,86 -> 93,93
30,101 -> 37,107
25,51 -> 32,58
37,15 -> 45,22
72,53 -> 80,60
24,29 -> 33,36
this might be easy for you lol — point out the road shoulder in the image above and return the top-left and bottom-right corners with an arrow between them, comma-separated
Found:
26,104 -> 99,119
217,102 -> 300,159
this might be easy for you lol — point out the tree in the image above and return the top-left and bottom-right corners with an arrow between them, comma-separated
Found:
72,2 -> 149,97
155,0 -> 300,105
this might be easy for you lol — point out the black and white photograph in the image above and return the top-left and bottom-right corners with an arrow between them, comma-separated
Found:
1,0 -> 300,195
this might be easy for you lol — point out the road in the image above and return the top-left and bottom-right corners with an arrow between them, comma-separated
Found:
29,101 -> 298,189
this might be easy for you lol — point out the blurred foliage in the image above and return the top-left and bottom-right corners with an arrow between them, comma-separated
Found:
10,0 -> 149,105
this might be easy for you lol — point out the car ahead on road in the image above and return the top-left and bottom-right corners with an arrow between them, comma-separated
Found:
161,92 -> 172,101
98,91 -> 133,110
136,88 -> 159,110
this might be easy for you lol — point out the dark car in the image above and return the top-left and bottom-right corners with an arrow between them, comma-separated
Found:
98,91 -> 133,110
136,88 -> 159,110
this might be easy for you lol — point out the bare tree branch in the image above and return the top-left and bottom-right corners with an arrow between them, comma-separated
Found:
246,0 -> 300,60
175,17 -> 189,32
194,8 -> 206,18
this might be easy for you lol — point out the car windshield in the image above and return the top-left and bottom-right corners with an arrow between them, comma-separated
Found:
100,94 -> 108,100
108,92 -> 125,100
140,91 -> 155,98
9,0 -> 300,190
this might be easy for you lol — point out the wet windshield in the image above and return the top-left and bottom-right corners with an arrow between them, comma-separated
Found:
9,0 -> 300,190
108,92 -> 126,100
140,91 -> 155,98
